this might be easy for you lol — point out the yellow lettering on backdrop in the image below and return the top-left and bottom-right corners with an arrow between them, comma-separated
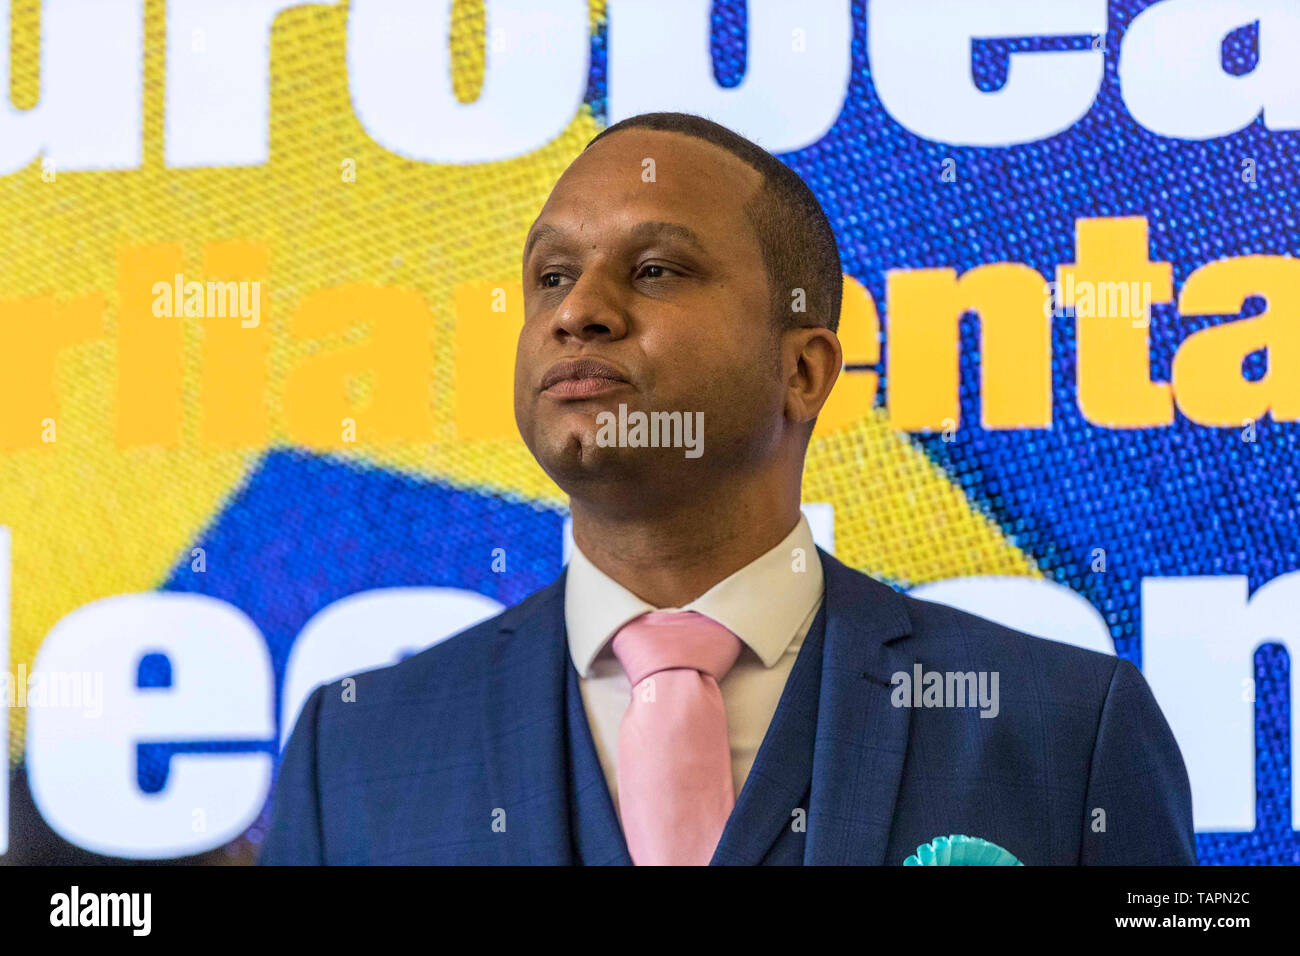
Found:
118,244 -> 184,446
887,263 -> 1051,430
0,293 -> 103,450
1173,255 -> 1300,425
1058,217 -> 1173,427
454,280 -> 524,440
201,241 -> 270,446
282,283 -> 434,448
12,220 -> 1293,450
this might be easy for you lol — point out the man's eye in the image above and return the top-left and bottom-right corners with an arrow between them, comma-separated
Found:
539,272 -> 566,288
637,263 -> 676,279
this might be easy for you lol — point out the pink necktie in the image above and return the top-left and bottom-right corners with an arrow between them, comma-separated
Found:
611,610 -> 743,866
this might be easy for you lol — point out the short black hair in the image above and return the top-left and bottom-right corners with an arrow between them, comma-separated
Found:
585,112 -> 842,335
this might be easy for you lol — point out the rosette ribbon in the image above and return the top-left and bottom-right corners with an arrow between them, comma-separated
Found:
903,834 -> 1023,866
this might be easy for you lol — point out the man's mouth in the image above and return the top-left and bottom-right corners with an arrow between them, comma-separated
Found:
539,358 -> 630,400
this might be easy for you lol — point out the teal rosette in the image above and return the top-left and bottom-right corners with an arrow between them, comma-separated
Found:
903,834 -> 1023,866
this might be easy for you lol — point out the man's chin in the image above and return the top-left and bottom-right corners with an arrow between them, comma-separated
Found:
538,427 -> 633,484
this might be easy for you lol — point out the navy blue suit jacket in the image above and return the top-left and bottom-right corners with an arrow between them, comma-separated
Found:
261,549 -> 1196,865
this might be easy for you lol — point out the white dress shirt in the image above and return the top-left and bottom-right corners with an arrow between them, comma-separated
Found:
564,514 -> 825,815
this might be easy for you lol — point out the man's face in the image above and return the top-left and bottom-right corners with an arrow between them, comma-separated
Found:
515,129 -> 788,504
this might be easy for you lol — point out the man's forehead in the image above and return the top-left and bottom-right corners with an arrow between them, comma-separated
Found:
528,129 -> 763,249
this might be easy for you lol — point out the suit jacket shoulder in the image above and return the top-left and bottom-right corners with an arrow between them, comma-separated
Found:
835,562 -> 1195,865
895,588 -> 1122,699
262,577 -> 567,864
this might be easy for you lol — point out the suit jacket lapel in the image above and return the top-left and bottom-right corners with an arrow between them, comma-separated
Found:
805,549 -> 915,866
710,598 -> 827,865
483,571 -> 576,864
564,654 -> 633,864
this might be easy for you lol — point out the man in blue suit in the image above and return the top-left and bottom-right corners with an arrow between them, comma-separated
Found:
261,112 -> 1196,866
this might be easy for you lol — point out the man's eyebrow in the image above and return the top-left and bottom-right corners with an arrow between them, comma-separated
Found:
523,220 -> 709,261
523,222 -> 565,261
626,220 -> 709,252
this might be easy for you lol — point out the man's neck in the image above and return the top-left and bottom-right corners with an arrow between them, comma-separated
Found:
569,488 -> 802,608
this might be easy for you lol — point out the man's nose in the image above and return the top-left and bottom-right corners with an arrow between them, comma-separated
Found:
550,270 -> 628,342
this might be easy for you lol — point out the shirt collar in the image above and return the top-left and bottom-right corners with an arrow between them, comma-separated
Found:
564,513 -> 824,676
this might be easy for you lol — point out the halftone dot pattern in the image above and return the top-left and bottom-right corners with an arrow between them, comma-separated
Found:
0,0 -> 1292,865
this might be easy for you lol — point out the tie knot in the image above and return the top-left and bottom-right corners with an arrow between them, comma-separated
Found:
611,610 -> 743,687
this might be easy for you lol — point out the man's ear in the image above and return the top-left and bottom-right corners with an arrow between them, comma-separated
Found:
784,327 -> 842,426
